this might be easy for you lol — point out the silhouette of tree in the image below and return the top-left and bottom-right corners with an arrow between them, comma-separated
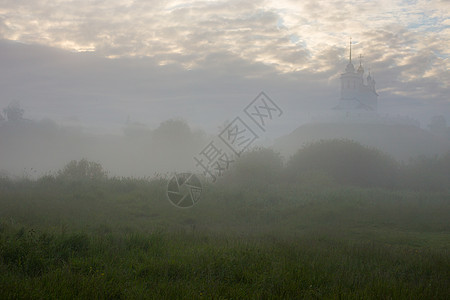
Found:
286,139 -> 399,188
219,147 -> 284,187
58,159 -> 107,181
3,101 -> 24,122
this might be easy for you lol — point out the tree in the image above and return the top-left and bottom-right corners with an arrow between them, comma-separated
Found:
152,119 -> 192,143
57,159 -> 107,181
219,147 -> 284,188
152,118 -> 205,155
286,139 -> 399,188
3,101 -> 24,122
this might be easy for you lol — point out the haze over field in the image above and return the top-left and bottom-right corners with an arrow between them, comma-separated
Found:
0,2 -> 450,298
1,0 -> 450,178
0,0 -> 449,132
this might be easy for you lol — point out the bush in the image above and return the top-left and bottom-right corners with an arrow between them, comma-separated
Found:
57,159 -> 107,181
401,151 -> 450,191
219,147 -> 284,188
286,139 -> 399,188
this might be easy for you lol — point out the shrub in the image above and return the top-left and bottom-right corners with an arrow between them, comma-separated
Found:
57,159 -> 107,181
286,139 -> 399,188
401,151 -> 450,191
219,147 -> 284,188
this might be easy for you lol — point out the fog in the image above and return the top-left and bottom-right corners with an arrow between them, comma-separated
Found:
1,37 -> 449,178
0,1 -> 449,297
1,100 -> 449,179
0,116 -> 210,178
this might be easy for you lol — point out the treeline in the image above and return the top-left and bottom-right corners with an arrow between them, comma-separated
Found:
1,139 -> 448,193
0,118 -> 207,178
219,139 -> 450,192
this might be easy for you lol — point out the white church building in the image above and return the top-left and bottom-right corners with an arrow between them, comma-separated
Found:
311,40 -> 419,127
335,41 -> 378,111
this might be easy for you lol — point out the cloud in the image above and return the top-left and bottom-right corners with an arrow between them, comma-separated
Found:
0,0 -> 448,130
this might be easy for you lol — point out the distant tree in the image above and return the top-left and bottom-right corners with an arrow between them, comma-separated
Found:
3,101 -> 24,122
152,118 -> 205,152
219,147 -> 284,188
57,159 -> 107,181
152,119 -> 192,143
286,139 -> 399,188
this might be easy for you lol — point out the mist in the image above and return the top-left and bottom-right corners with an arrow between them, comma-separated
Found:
0,0 -> 449,298
0,116 -> 209,178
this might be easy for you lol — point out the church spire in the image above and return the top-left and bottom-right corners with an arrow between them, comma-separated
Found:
345,37 -> 355,73
338,40 -> 378,111
349,37 -> 352,63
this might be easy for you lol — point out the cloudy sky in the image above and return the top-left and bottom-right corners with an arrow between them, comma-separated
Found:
0,0 -> 449,136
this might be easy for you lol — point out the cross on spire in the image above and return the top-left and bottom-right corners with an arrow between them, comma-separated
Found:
349,37 -> 352,63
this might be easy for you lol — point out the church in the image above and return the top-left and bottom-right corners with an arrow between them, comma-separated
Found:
274,41 -> 450,161
335,40 -> 378,111
309,40 -> 419,127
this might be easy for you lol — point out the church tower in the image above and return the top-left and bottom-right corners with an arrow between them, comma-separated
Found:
335,39 -> 378,111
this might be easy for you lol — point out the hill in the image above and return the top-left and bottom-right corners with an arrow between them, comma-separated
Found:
274,122 -> 450,161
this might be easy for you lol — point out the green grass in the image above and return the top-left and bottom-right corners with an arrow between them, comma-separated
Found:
0,177 -> 449,299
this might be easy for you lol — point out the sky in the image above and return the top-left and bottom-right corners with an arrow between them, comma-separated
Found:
0,0 -> 449,137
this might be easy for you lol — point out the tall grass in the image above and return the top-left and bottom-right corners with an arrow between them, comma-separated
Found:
0,141 -> 449,298
0,173 -> 449,298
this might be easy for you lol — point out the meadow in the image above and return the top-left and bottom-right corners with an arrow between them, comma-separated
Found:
0,140 -> 449,299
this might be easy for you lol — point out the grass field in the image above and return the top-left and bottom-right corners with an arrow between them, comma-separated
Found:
0,175 -> 449,299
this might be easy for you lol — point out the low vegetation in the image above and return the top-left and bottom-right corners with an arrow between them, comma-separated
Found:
0,139 -> 449,298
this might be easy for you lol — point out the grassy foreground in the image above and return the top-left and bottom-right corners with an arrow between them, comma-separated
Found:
0,177 -> 449,299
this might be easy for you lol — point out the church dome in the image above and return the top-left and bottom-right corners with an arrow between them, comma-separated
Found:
345,62 -> 355,73
357,64 -> 364,74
